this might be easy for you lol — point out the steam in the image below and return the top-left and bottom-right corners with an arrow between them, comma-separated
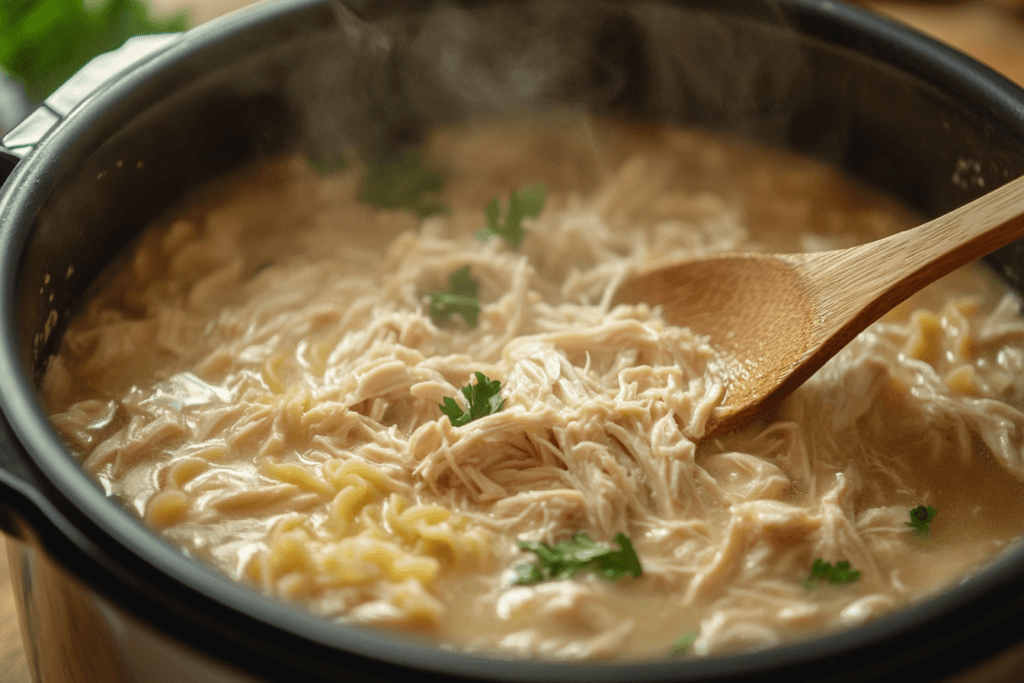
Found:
288,0 -> 809,161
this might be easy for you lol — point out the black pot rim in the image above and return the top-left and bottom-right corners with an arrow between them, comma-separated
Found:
1,1 -> 1024,681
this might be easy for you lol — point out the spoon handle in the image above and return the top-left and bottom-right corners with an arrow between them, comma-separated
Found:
797,173 -> 1024,340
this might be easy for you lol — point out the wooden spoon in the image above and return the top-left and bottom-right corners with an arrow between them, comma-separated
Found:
614,173 -> 1024,438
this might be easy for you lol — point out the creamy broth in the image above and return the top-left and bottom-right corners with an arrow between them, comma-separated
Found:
42,118 -> 1024,659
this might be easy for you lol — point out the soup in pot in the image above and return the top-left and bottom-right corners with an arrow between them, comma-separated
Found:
41,117 -> 1024,659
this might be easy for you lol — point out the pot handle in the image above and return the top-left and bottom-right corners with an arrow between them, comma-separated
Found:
0,34 -> 181,169
0,413 -> 64,541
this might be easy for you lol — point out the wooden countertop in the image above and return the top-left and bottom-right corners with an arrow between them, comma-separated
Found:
1,1 -> 1023,681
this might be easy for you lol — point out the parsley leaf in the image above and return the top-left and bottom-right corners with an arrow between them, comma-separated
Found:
358,150 -> 448,218
428,266 -> 481,328
439,372 -> 504,427
0,0 -> 189,103
906,504 -> 937,536
512,531 -> 642,585
476,183 -> 546,249
670,630 -> 699,655
804,558 -> 861,588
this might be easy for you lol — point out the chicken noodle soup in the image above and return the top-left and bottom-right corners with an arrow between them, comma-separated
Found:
41,118 -> 1024,659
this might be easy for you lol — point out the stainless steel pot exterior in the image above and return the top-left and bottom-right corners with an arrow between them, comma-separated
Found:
5,1 -> 1024,681
6,539 -> 261,683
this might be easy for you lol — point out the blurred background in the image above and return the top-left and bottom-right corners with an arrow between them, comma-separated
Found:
1,0 -> 250,103
4,0 -> 1024,111
1,0 -> 1024,681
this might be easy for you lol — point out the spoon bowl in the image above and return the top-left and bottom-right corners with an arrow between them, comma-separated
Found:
615,173 -> 1024,437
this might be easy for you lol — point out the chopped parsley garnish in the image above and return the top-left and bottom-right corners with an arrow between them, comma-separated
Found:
428,266 -> 481,328
358,150 -> 448,218
512,531 -> 642,585
670,630 -> 699,655
804,558 -> 861,587
439,372 -> 504,427
476,183 -> 546,249
906,504 -> 937,536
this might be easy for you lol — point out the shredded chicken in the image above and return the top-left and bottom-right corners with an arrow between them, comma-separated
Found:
41,117 -> 1024,659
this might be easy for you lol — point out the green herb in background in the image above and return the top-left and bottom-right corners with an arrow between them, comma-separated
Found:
1,0 -> 189,103
476,182 -> 546,249
670,630 -> 699,655
804,558 -> 861,588
439,371 -> 504,427
906,504 -> 937,537
512,531 -> 642,585
358,150 -> 448,218
428,265 -> 481,328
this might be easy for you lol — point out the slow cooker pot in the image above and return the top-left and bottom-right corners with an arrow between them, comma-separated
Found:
3,1 -> 1024,681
